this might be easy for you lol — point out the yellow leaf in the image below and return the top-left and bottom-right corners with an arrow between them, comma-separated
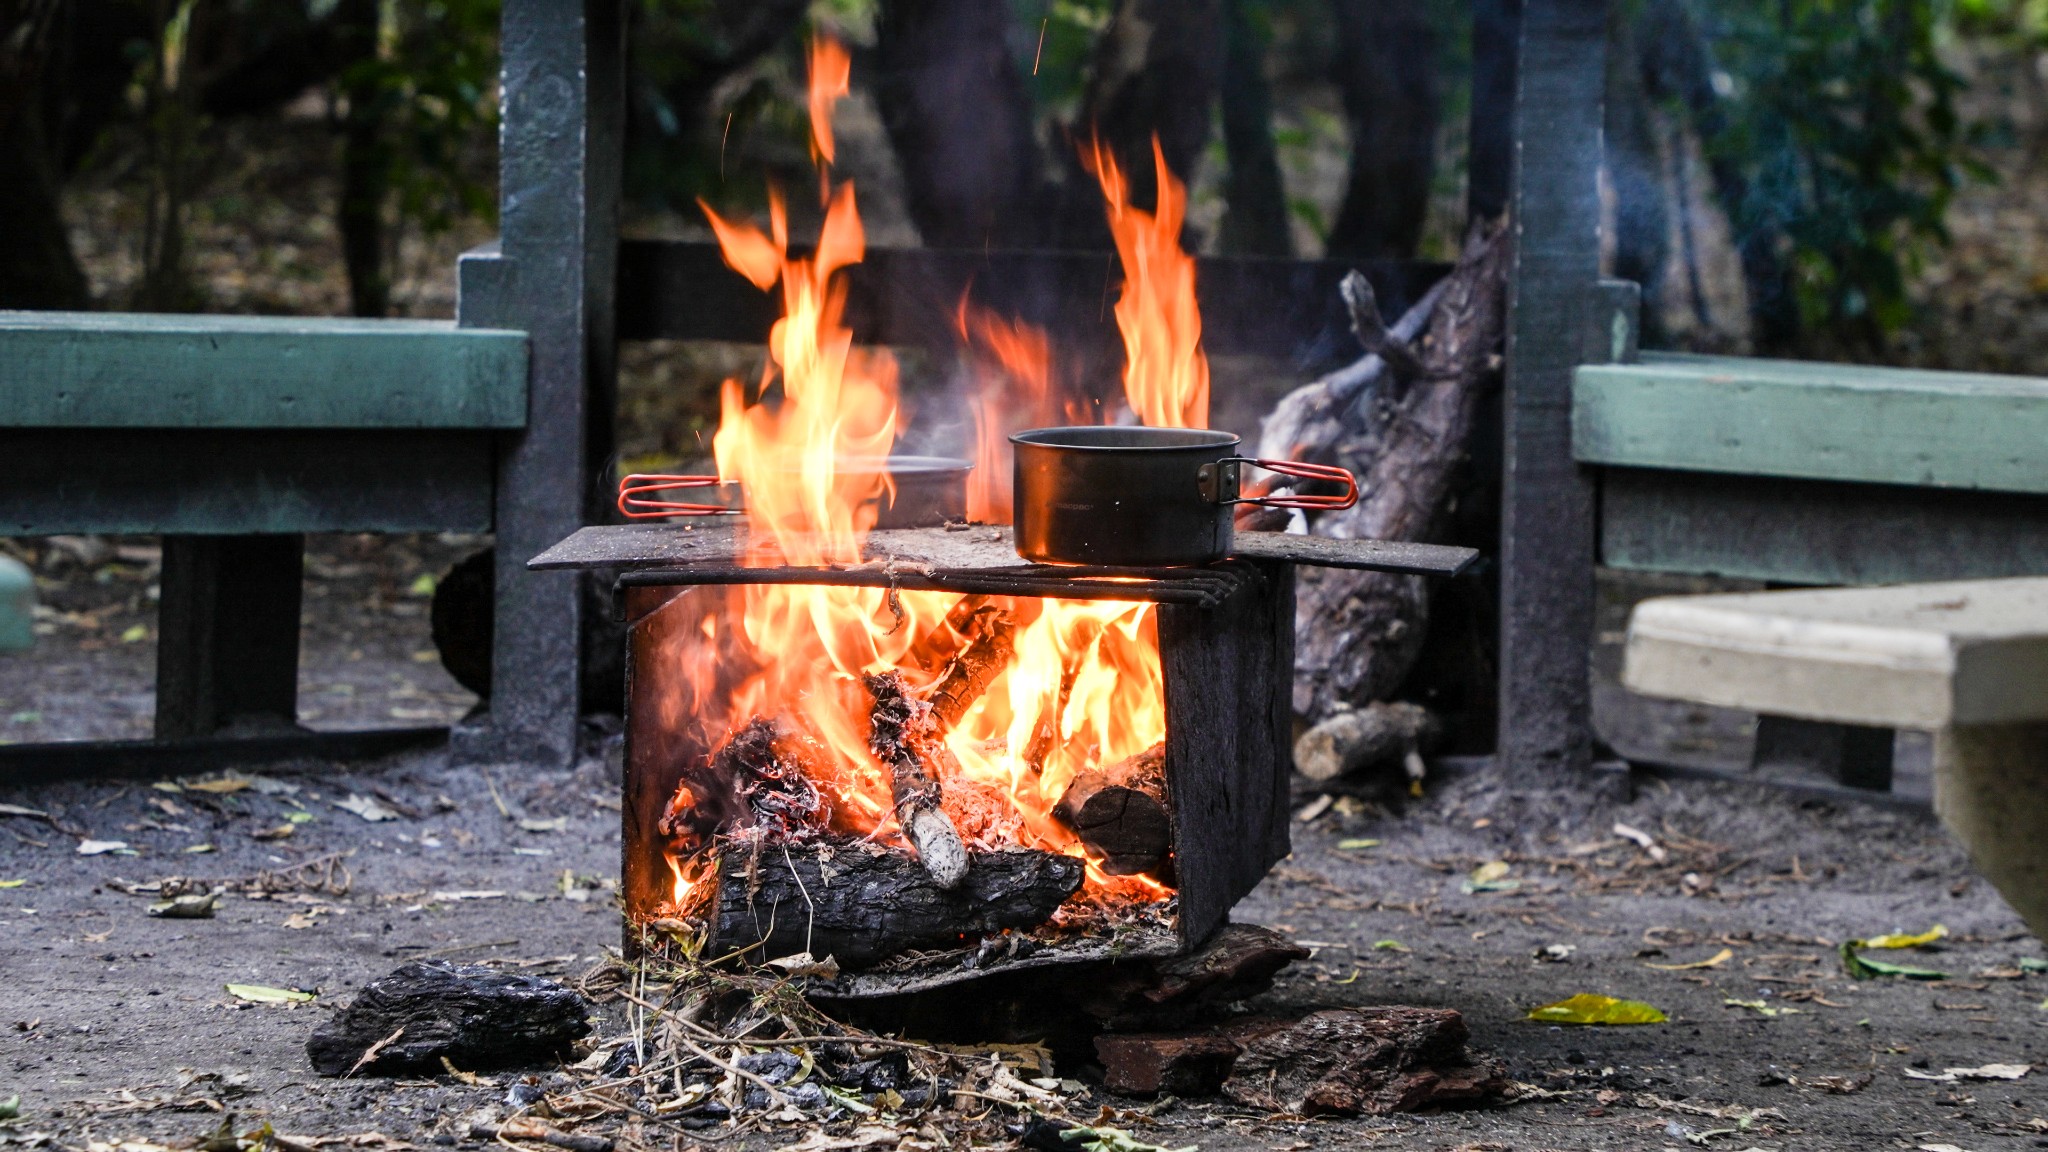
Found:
225,983 -> 315,1004
1864,924 -> 1948,949
1472,860 -> 1511,883
0,879 -> 24,889
1527,993 -> 1668,1025
120,624 -> 148,643
182,773 -> 252,794
1646,947 -> 1734,971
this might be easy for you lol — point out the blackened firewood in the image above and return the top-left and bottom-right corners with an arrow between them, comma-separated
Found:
865,671 -> 970,888
926,609 -> 1015,729
712,842 -> 1084,967
306,961 -> 592,1077
1221,1007 -> 1509,1116
1053,743 -> 1170,877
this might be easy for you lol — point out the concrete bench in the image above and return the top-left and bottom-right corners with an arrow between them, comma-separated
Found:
1623,577 -> 2048,939
1573,351 -> 2048,793
0,311 -> 528,772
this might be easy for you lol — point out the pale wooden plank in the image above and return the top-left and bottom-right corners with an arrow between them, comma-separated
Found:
1575,352 -> 2048,493
0,311 -> 527,428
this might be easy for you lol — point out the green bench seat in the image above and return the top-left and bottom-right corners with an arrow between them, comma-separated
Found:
0,310 -> 527,759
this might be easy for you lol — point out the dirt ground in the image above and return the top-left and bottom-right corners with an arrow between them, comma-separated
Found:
0,727 -> 2042,1151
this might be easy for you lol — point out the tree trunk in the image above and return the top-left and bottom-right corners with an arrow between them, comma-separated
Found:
873,0 -> 1045,249
1284,220 -> 1511,720
335,0 -> 388,318
1326,0 -> 1440,259
0,97 -> 89,309
1217,0 -> 1290,258
1607,4 -> 1670,347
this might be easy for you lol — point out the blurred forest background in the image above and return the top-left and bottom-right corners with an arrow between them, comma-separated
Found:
3,0 -> 2046,431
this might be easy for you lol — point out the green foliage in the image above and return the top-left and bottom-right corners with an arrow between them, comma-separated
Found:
341,0 -> 501,233
1700,0 -> 1993,341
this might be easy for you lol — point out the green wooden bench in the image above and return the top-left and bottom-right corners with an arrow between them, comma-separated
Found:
1573,350 -> 2048,795
0,311 -> 527,772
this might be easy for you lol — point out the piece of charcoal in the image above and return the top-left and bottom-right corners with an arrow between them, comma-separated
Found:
306,961 -> 592,1077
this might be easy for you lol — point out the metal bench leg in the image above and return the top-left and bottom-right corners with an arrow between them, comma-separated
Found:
155,534 -> 304,738
1752,715 -> 1894,792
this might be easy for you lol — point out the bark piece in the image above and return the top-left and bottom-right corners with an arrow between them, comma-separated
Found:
1053,743 -> 1171,877
1221,1007 -> 1508,1116
712,842 -> 1084,968
306,961 -> 592,1077
1095,1032 -> 1241,1097
1077,923 -> 1310,1028
1292,701 -> 1439,783
865,671 -> 969,888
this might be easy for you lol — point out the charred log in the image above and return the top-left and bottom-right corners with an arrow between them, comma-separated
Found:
306,961 -> 591,1077
865,671 -> 970,889
712,842 -> 1084,968
1053,743 -> 1171,878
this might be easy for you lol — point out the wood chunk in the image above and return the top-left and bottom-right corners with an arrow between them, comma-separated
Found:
1292,701 -> 1439,782
1222,1007 -> 1508,1116
1095,1032 -> 1242,1097
712,842 -> 1084,968
926,609 -> 1016,729
865,670 -> 969,888
1053,743 -> 1171,877
306,961 -> 592,1077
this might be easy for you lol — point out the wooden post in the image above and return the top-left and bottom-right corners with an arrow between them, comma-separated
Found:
1498,0 -> 1605,778
155,535 -> 304,738
452,0 -> 623,766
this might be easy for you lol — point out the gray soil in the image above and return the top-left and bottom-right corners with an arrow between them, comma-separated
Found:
1,728 -> 2044,1150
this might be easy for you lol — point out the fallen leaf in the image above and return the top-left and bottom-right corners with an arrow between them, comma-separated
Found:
765,952 -> 841,980
1463,860 -> 1522,894
147,892 -> 218,919
332,795 -> 399,823
1648,948 -> 1735,971
1527,993 -> 1668,1025
772,1126 -> 904,1152
1293,794 -> 1333,823
182,844 -> 214,854
1724,998 -> 1800,1018
1842,939 -> 1949,981
181,773 -> 252,795
1917,1145 -> 1972,1152
253,824 -> 297,841
518,817 -> 568,834
1373,939 -> 1410,952
1904,1064 -> 2031,1083
76,839 -> 129,856
1337,838 -> 1383,850
1865,925 -> 1949,949
2019,957 -> 2048,973
428,890 -> 505,902
282,912 -> 320,930
120,624 -> 148,643
225,983 -> 315,1004
1534,943 -> 1576,963
0,879 -> 24,889
0,803 -> 50,819
1808,1073 -> 1872,1094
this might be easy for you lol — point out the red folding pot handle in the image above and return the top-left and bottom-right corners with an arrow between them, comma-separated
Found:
617,474 -> 740,519
1226,457 -> 1360,511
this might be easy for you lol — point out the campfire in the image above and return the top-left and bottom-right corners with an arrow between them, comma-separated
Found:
537,36 -> 1469,992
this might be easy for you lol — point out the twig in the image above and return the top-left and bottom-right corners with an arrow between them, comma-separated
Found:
1341,271 -> 1427,383
344,1026 -> 405,1078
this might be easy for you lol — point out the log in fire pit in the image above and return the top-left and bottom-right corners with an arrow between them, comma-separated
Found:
530,521 -> 1472,994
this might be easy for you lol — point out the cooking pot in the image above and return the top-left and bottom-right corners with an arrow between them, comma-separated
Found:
1010,426 -> 1358,566
617,455 -> 971,530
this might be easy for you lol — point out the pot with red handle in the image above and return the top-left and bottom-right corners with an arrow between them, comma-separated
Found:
1010,426 -> 1357,566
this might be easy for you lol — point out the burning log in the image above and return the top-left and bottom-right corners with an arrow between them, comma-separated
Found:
1053,743 -> 1171,878
926,608 -> 1016,729
865,670 -> 970,889
711,841 -> 1085,967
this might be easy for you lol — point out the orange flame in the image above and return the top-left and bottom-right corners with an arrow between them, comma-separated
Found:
1085,137 -> 1210,430
808,37 -> 851,167
653,40 -> 1175,925
957,300 -> 1055,523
